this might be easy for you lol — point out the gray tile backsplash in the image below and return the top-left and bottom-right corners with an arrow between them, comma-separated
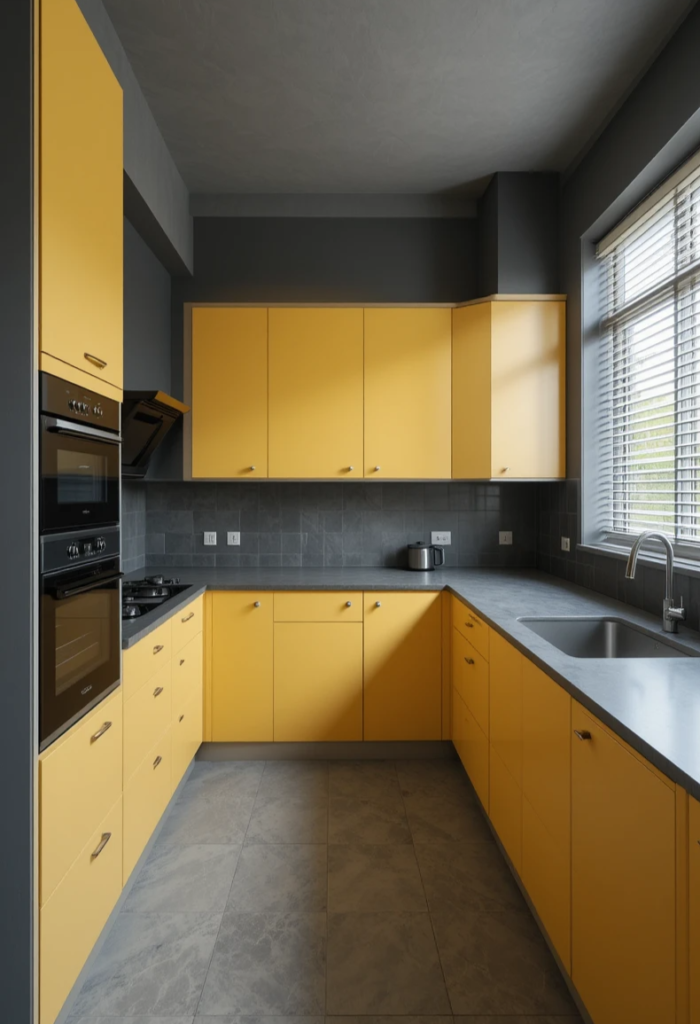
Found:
121,481 -> 147,573
135,481 -> 538,570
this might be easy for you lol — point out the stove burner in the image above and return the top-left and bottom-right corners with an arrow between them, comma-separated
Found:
145,575 -> 180,587
122,604 -> 142,618
122,577 -> 189,621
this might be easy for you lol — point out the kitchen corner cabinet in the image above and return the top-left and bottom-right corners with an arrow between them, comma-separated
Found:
571,702 -> 676,1024
364,591 -> 442,739
40,0 -> 123,399
452,297 -> 566,479
191,307 -> 268,478
211,591 -> 274,741
690,795 -> 700,1023
269,308 -> 364,478
364,308 -> 452,478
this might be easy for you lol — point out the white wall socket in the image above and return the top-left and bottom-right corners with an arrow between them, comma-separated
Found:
499,531 -> 513,545
227,531 -> 241,546
203,531 -> 217,546
431,531 -> 451,545
561,536 -> 571,552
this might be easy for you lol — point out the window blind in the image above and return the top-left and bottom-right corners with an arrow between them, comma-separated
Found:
596,156 -> 700,548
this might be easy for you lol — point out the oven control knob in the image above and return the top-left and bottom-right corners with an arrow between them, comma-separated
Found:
93,405 -> 102,416
81,402 -> 89,413
68,399 -> 76,411
95,536 -> 106,553
66,543 -> 80,559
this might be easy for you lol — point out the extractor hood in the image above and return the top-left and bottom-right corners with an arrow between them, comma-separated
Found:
121,390 -> 190,479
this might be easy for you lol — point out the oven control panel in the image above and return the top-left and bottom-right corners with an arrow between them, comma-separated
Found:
41,526 -> 120,575
40,371 -> 120,433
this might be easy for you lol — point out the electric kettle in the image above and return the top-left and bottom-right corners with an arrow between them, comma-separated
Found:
407,541 -> 445,571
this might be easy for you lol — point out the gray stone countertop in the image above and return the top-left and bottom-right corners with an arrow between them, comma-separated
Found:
121,565 -> 700,800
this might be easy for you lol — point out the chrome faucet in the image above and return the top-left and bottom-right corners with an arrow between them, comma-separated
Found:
625,531 -> 686,633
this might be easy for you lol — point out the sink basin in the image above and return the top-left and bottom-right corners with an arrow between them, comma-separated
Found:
518,616 -> 697,659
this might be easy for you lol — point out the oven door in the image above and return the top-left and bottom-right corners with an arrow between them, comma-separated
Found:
40,416 -> 120,533
40,558 -> 122,750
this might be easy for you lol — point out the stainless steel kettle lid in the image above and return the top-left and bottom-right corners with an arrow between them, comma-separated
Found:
408,541 -> 428,548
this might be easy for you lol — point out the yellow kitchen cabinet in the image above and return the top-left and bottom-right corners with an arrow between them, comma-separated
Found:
274,591 -> 363,622
123,727 -> 172,884
173,631 -> 204,713
489,742 -> 522,871
452,597 -> 490,660
452,686 -> 489,809
122,618 -> 172,702
40,0 -> 123,399
690,795 -> 700,1023
274,622 -> 363,741
452,628 -> 489,736
269,308 -> 364,477
123,659 -> 172,783
172,594 -> 204,653
571,702 -> 676,1024
172,691 -> 204,790
452,297 -> 565,479
489,631 -> 522,785
364,308 -> 452,478
364,591 -> 442,740
191,307 -> 268,478
521,658 -> 571,970
211,592 -> 274,741
40,798 -> 122,1024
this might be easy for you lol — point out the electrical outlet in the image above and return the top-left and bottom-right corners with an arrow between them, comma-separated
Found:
499,531 -> 513,546
203,531 -> 217,546
431,531 -> 451,545
561,536 -> 571,552
227,531 -> 241,546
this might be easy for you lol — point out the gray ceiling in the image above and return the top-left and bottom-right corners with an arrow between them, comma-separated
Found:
103,0 -> 693,196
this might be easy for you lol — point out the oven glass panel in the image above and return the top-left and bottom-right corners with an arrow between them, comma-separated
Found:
56,448 -> 109,505
41,419 -> 119,532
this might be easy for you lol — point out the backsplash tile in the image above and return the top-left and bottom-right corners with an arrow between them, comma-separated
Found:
121,481 -> 146,573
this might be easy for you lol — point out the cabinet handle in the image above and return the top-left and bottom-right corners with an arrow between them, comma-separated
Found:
348,466 -> 354,471
501,467 -> 510,473
374,465 -> 381,472
90,832 -> 112,860
468,613 -> 479,624
181,611 -> 195,623
250,466 -> 256,471
254,601 -> 260,608
346,601 -> 352,607
153,644 -> 164,655
179,714 -> 185,723
375,600 -> 382,607
90,721 -> 112,743
84,351 -> 108,369
153,686 -> 164,697
153,755 -> 163,769
180,658 -> 185,666
464,621 -> 474,628
464,657 -> 475,665
574,729 -> 592,741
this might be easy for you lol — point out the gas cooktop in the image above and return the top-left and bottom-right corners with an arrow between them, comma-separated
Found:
122,575 -> 190,620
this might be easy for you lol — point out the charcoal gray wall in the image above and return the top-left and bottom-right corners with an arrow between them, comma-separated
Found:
123,217 -> 172,392
0,0 -> 35,1020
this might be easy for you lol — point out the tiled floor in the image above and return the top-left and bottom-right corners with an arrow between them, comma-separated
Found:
66,757 -> 581,1024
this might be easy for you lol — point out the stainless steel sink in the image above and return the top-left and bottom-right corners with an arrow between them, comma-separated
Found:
518,616 -> 697,659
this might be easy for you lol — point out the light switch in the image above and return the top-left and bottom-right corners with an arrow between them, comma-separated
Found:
499,531 -> 513,545
203,531 -> 217,546
431,531 -> 451,545
561,536 -> 571,552
227,531 -> 241,546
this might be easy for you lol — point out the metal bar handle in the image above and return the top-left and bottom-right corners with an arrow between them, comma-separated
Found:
574,729 -> 592,741
153,644 -> 164,654
54,571 -> 124,600
181,611 -> 195,623
179,658 -> 185,666
90,721 -> 112,743
84,351 -> 108,369
464,621 -> 474,628
464,657 -> 475,665
43,416 -> 122,445
153,755 -> 163,769
90,832 -> 112,859
468,613 -> 480,624
179,714 -> 185,722
153,686 -> 164,697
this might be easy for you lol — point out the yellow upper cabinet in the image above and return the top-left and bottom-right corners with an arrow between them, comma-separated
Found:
690,795 -> 700,1024
40,0 -> 123,398
364,308 -> 452,478
452,297 -> 566,479
269,308 -> 363,478
191,307 -> 268,478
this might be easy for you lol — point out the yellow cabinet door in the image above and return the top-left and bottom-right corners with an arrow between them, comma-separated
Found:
691,795 -> 700,1024
122,618 -> 172,702
211,592 -> 273,741
489,631 -> 522,785
191,307 -> 268,478
453,686 -> 489,810
123,659 -> 172,784
269,308 -> 364,478
489,744 -> 522,871
571,703 -> 676,1024
364,591 -> 442,740
172,594 -> 204,653
452,628 -> 489,736
364,308 -> 452,478
452,301 -> 492,479
172,691 -> 203,791
274,622 -> 363,741
40,0 -> 123,398
123,727 -> 172,884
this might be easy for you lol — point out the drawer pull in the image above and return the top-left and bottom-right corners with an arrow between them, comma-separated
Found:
464,657 -> 475,665
179,714 -> 185,722
254,601 -> 261,608
375,601 -> 382,608
153,686 -> 164,697
84,351 -> 108,369
468,613 -> 480,624
153,644 -> 164,655
464,621 -> 474,628
180,658 -> 185,666
153,755 -> 163,769
181,611 -> 195,623
574,729 -> 592,741
90,832 -> 112,859
90,721 -> 112,743
346,601 -> 352,607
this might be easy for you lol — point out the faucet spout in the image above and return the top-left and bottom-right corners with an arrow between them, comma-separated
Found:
624,531 -> 684,633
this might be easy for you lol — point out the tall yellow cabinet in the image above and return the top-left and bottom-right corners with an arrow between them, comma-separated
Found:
40,0 -> 123,399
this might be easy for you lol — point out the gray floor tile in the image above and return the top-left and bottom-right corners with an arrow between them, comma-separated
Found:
70,912 -> 222,1017
328,760 -> 399,796
326,912 -> 451,1014
245,790 -> 328,844
401,781 -> 493,844
123,844 -> 241,913
328,789 -> 411,844
431,906 -> 577,1016
328,844 -> 427,912
197,912 -> 326,1015
67,1017 -> 194,1023
194,1018 -> 323,1024
158,763 -> 263,846
453,1017 -> 581,1023
326,1018 -> 453,1024
415,840 -> 527,913
227,844 -> 328,912
256,760 -> 329,799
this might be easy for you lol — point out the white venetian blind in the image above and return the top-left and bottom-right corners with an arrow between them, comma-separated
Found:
596,154 -> 700,548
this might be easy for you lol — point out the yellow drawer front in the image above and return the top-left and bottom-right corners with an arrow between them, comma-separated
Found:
172,594 -> 204,654
453,687 -> 489,810
172,692 -> 203,791
489,744 -> 522,872
123,727 -> 172,884
40,797 -> 122,1024
452,628 -> 489,736
123,659 -> 172,784
122,619 -> 172,701
274,591 -> 363,622
173,631 -> 203,712
40,689 -> 122,905
452,596 -> 489,660
522,796 -> 571,972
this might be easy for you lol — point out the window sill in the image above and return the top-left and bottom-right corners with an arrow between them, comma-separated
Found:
578,542 -> 700,581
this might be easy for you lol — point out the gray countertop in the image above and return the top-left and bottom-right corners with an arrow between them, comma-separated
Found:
122,565 -> 700,800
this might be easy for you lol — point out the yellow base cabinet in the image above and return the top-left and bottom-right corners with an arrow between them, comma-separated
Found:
691,795 -> 700,1023
452,297 -> 565,479
571,702 -> 676,1024
452,628 -> 489,736
364,591 -> 442,740
40,0 -> 123,396
452,686 -> 489,809
489,744 -> 522,870
122,618 -> 172,701
123,659 -> 172,784
173,692 -> 204,790
123,727 -> 172,884
211,592 -> 274,741
488,632 -> 523,872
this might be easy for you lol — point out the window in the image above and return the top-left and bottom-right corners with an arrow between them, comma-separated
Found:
596,153 -> 700,553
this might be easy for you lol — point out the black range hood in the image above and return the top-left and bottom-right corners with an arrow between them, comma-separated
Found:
121,390 -> 189,479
